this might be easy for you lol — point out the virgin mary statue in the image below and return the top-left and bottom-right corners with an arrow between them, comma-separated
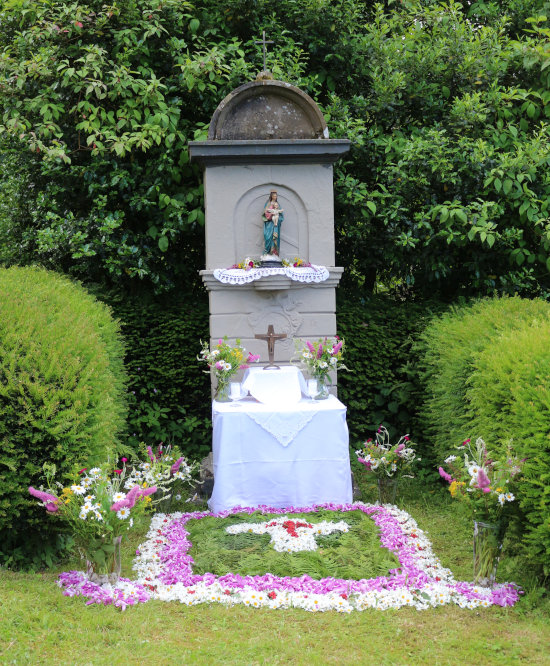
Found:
262,190 -> 284,257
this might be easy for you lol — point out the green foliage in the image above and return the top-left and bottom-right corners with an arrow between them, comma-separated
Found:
0,266 -> 127,567
0,0 -> 548,297
187,509 -> 399,580
418,296 -> 550,574
101,289 -> 211,460
338,293 -> 445,457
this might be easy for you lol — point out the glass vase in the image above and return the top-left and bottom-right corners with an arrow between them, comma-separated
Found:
82,535 -> 122,585
313,374 -> 330,400
214,378 -> 230,402
377,476 -> 398,505
473,520 -> 503,587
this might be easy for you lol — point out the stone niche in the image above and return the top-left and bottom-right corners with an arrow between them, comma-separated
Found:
189,77 -> 350,379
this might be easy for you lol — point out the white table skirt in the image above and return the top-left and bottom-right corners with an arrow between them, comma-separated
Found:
208,395 -> 352,513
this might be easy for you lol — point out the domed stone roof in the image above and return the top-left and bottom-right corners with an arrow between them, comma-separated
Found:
208,78 -> 329,141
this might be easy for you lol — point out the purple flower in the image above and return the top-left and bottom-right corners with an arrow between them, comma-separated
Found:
477,468 -> 491,489
306,341 -> 315,353
317,344 -> 323,359
29,486 -> 59,513
438,467 -> 452,483
171,457 -> 184,475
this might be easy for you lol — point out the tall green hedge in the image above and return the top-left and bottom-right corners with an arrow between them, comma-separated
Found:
418,296 -> 550,574
103,290 -> 211,461
337,294 -> 444,454
0,267 -> 127,567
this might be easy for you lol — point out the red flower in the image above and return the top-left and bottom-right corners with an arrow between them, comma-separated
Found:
79,468 -> 87,474
114,469 -> 122,475
340,593 -> 348,600
74,21 -> 83,28
268,591 -> 276,600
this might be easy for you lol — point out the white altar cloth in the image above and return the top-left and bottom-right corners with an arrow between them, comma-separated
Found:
208,395 -> 352,513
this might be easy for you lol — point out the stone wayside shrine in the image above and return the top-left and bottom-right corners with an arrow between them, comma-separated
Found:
189,73 -> 350,385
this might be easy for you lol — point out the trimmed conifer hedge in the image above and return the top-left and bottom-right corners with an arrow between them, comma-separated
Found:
0,267 -> 127,567
418,296 -> 550,574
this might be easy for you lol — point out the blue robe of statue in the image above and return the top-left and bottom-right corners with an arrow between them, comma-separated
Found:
262,200 -> 284,256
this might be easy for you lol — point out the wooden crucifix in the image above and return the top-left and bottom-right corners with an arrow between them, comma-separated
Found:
255,324 -> 286,369
255,30 -> 274,72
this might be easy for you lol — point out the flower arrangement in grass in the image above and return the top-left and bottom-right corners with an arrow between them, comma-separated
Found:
356,426 -> 419,479
438,437 -> 524,524
29,461 -> 157,574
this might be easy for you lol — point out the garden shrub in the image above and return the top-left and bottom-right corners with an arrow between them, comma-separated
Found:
337,293 -> 444,457
102,289 -> 211,462
418,296 -> 550,574
0,266 -> 127,567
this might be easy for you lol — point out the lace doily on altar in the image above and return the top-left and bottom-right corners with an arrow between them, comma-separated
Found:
245,410 -> 316,447
213,265 -> 329,285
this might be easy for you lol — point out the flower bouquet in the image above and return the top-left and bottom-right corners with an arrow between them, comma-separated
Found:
127,443 -> 195,511
293,336 -> 346,399
282,257 -> 312,268
438,437 -> 524,586
355,426 -> 419,504
198,336 -> 260,401
29,461 -> 157,584
229,257 -> 260,270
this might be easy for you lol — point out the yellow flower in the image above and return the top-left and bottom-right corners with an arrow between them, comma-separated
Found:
61,488 -> 73,497
449,480 -> 465,497
142,482 -> 147,488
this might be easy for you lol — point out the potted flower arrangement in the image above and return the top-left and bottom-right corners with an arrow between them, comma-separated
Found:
198,336 -> 260,402
355,426 -> 419,504
438,437 -> 524,587
293,336 -> 346,399
29,461 -> 158,584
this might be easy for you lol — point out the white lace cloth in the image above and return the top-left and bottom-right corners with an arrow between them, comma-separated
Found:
246,409 -> 316,447
209,395 -> 351,512
213,265 -> 329,285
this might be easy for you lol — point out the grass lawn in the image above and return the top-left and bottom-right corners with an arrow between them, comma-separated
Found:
1,481 -> 549,665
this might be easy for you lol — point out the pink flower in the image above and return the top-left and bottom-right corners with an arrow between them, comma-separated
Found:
331,341 -> 342,355
74,20 -> 83,28
438,467 -> 452,483
121,457 -> 127,463
170,458 -> 184,475
247,353 -> 260,363
29,487 -> 59,513
316,344 -> 323,359
114,469 -> 122,475
306,341 -> 315,353
218,339 -> 223,345
395,443 -> 405,455
146,446 -> 155,463
477,469 -> 491,489
215,360 -> 223,370
79,468 -> 87,474
462,439 -> 471,446
110,485 -> 157,512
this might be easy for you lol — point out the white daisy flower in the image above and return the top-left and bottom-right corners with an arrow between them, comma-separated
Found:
117,507 -> 131,520
112,492 -> 126,503
445,455 -> 457,464
505,492 -> 515,502
498,493 -> 506,505
71,484 -> 86,495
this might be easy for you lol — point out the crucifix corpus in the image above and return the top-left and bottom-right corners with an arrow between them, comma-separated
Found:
255,324 -> 287,370
255,30 -> 274,72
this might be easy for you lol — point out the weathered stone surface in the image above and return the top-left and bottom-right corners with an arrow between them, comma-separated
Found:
208,80 -> 329,141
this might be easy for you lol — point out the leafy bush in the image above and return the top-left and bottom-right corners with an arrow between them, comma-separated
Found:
337,293 -> 444,456
0,267 -> 127,567
102,290 -> 211,461
0,0 -> 549,297
418,296 -> 550,574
